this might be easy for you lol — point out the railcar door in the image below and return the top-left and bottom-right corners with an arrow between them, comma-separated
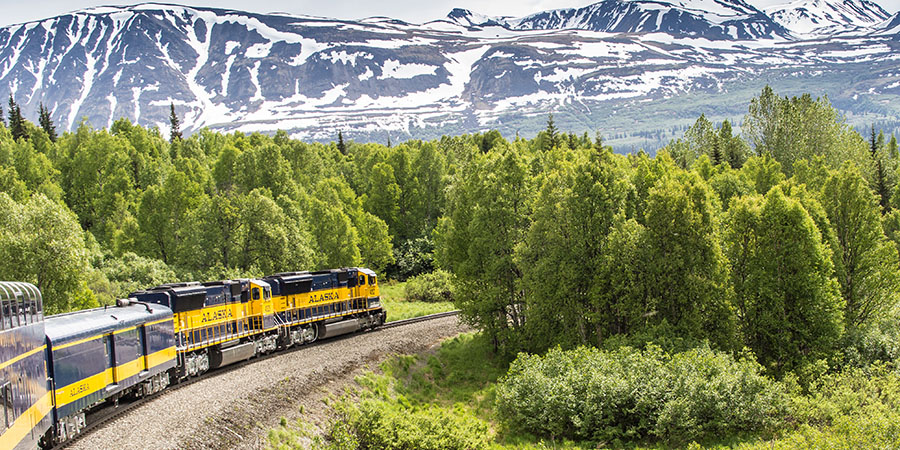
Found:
105,336 -> 117,386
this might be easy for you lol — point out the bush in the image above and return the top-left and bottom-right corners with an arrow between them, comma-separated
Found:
404,270 -> 453,303
839,306 -> 900,369
385,237 -> 435,281
330,398 -> 489,450
733,365 -> 900,449
495,345 -> 787,444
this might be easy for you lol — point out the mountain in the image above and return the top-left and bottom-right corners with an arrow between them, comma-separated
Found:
765,0 -> 891,37
0,1 -> 899,148
450,0 -> 790,40
875,11 -> 900,34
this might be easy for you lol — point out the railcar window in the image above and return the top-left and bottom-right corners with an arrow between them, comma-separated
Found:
19,299 -> 25,325
19,296 -> 27,325
369,276 -> 376,286
252,288 -> 260,300
9,299 -> 19,328
1,382 -> 10,429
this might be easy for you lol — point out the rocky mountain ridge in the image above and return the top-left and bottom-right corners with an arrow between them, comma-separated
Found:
0,0 -> 898,146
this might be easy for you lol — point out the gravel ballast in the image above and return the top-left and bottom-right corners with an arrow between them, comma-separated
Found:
68,316 -> 467,450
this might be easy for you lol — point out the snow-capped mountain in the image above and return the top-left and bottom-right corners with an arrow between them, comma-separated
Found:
450,0 -> 790,40
765,0 -> 891,37
0,1 -> 898,146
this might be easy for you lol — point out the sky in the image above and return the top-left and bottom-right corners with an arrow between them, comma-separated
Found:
0,0 -> 898,27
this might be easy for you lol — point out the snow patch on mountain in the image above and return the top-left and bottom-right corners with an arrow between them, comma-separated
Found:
765,0 -> 891,36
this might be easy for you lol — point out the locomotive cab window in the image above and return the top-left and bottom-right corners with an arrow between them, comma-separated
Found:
369,276 -> 376,286
359,275 -> 366,286
252,288 -> 260,300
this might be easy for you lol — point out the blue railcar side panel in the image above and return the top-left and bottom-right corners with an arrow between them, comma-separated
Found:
0,322 -> 51,450
145,322 -> 175,354
45,304 -> 175,421
50,338 -> 107,388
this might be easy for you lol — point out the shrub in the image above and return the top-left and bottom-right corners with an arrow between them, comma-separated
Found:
495,345 -> 787,443
404,270 -> 453,303
385,237 -> 435,281
330,398 -> 489,450
734,365 -> 900,449
839,306 -> 900,369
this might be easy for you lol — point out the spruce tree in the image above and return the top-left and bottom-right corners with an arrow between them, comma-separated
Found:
870,125 -> 891,211
169,103 -> 182,143
38,103 -> 57,142
594,131 -> 604,151
337,131 -> 347,155
544,113 -> 559,150
889,134 -> 899,160
8,95 -> 26,141
0,105 -> 4,127
711,139 -> 723,166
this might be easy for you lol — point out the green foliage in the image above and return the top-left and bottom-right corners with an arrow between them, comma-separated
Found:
744,86 -> 867,176
821,165 -> 899,328
665,116 -> 748,170
708,167 -> 751,209
313,334 -> 498,450
725,187 -> 844,378
495,345 -> 787,444
519,148 -> 633,349
38,103 -> 57,143
7,96 -> 26,142
740,154 -> 784,195
436,144 -> 532,351
385,236 -> 434,281
639,170 -> 736,349
97,252 -> 178,300
839,308 -> 900,368
329,399 -> 489,450
743,365 -> 900,449
0,193 -> 95,313
404,270 -> 452,303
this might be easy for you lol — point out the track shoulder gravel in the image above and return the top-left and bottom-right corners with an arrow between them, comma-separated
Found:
67,315 -> 467,450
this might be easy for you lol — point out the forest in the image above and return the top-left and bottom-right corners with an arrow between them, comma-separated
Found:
4,86 -> 900,447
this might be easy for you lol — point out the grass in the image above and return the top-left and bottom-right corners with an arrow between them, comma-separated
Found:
270,330 -> 900,450
379,280 -> 456,322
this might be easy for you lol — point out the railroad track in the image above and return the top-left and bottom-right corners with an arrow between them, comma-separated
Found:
381,310 -> 460,328
55,310 -> 460,450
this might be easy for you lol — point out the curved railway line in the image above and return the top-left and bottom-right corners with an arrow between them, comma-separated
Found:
56,310 -> 460,450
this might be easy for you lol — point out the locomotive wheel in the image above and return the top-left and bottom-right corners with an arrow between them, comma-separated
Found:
302,324 -> 318,344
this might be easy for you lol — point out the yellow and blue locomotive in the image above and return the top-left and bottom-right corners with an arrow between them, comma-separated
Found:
129,267 -> 385,380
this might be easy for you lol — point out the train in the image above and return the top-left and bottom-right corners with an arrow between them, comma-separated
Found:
0,267 -> 384,449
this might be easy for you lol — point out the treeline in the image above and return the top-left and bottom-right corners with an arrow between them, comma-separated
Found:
437,86 -> 900,381
0,96 -> 486,313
